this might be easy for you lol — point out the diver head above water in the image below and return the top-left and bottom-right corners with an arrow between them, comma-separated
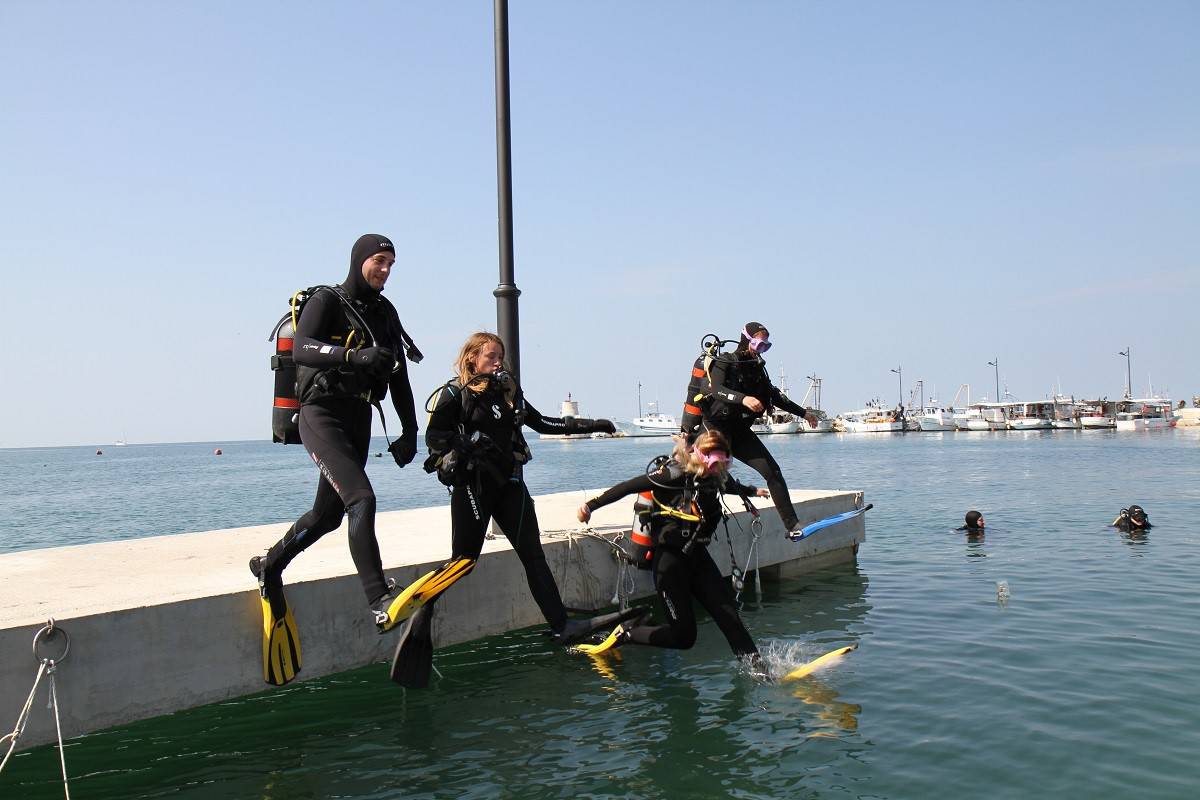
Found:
1113,504 -> 1152,531
958,510 -> 985,531
738,321 -> 772,355
345,233 -> 397,298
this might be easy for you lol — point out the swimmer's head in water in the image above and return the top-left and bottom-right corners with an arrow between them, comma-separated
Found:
964,510 -> 984,530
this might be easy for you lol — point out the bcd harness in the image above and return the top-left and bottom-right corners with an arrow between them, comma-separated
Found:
268,284 -> 422,445
626,457 -> 710,569
421,375 -> 533,491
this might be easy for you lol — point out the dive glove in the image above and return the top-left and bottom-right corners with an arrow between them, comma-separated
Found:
567,417 -> 616,435
389,432 -> 418,468
346,346 -> 395,374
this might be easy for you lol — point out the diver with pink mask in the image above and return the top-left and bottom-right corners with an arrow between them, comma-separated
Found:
575,430 -> 770,666
679,321 -> 819,538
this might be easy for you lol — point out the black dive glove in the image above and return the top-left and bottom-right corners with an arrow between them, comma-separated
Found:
346,346 -> 395,374
389,432 -> 418,468
568,417 -> 616,435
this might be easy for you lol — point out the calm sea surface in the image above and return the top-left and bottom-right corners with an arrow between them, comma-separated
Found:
4,429 -> 1199,798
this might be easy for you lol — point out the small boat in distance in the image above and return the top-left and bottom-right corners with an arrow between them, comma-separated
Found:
631,401 -> 679,436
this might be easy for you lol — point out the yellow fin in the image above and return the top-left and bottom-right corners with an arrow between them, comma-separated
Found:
781,644 -> 857,683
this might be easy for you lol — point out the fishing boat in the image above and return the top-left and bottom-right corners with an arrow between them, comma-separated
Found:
1050,395 -> 1081,429
1006,401 -> 1053,430
916,405 -> 956,431
1114,398 -> 1175,431
953,402 -> 1007,431
838,400 -> 904,433
1078,400 -> 1117,429
797,374 -> 834,432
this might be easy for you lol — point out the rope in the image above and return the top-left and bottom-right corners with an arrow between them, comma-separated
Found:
541,525 -> 638,609
0,620 -> 72,799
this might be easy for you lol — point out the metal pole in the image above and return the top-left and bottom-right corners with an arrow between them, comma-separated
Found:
1119,347 -> 1131,398
493,0 -> 521,381
988,358 -> 999,402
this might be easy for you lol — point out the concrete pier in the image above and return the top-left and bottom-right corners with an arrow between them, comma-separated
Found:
0,488 -> 864,751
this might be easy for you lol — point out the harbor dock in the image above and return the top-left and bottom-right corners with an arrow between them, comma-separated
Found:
1,488 -> 865,751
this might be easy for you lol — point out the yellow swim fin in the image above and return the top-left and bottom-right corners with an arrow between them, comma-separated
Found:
573,623 -> 630,656
261,594 -> 302,686
376,557 -> 476,633
781,644 -> 857,683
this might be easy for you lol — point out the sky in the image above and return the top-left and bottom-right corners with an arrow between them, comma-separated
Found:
1,1 -> 1196,447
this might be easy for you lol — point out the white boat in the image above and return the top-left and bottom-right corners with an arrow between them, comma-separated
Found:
796,374 -> 834,432
1006,401 -> 1053,430
753,408 -> 801,435
1115,398 -> 1175,431
839,400 -> 904,433
916,404 -> 956,431
631,401 -> 679,436
1050,395 -> 1081,429
1078,400 -> 1116,429
953,403 -> 1007,431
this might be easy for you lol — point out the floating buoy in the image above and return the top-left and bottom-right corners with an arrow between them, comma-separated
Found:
96,449 -> 103,455
214,448 -> 223,456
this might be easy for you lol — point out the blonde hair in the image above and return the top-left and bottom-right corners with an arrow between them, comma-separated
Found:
671,430 -> 732,479
454,332 -> 506,392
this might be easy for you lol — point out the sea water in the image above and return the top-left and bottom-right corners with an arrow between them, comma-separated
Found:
3,429 -> 1200,798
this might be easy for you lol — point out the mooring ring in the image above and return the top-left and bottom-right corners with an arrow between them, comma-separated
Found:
32,618 -> 71,665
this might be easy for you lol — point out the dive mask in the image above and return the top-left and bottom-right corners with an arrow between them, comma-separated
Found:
742,328 -> 772,354
693,447 -> 731,470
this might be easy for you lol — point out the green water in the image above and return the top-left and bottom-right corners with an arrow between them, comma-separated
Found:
5,430 -> 1200,798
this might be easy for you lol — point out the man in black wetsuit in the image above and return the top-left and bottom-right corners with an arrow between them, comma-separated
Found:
253,234 -> 419,626
680,322 -> 818,538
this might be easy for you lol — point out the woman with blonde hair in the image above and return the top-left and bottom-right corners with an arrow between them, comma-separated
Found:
575,429 -> 770,665
383,332 -> 619,687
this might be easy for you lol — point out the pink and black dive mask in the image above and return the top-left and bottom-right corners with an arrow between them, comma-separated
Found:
692,447 -> 731,471
742,327 -> 772,354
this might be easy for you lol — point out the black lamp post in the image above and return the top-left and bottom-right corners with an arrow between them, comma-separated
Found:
987,358 -> 999,402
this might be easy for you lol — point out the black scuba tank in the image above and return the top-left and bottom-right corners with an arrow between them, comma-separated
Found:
269,315 -> 302,444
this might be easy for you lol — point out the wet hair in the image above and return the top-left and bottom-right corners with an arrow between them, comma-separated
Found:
671,429 -> 732,479
454,332 -> 506,392
964,510 -> 983,529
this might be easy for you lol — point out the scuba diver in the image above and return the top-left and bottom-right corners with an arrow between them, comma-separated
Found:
574,430 -> 771,669
679,322 -> 818,538
1112,504 -> 1152,532
386,331 -> 625,688
251,233 -> 420,686
956,510 -> 985,532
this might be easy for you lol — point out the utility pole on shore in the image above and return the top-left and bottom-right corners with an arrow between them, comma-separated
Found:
890,365 -> 903,407
1119,347 -> 1132,399
493,0 -> 521,381
987,358 -> 999,402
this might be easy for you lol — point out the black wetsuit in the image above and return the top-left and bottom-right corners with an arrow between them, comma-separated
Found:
584,461 -> 759,657
425,374 -> 612,632
259,244 -> 418,605
685,350 -> 809,531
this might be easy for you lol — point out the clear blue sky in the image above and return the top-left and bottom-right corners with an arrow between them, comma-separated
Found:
2,2 -> 1196,447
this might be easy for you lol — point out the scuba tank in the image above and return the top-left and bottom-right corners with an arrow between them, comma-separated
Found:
269,315 -> 302,444
628,491 -> 656,570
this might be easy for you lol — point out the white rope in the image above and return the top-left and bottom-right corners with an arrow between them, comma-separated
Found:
0,621 -> 72,799
49,669 -> 70,800
0,660 -> 49,772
